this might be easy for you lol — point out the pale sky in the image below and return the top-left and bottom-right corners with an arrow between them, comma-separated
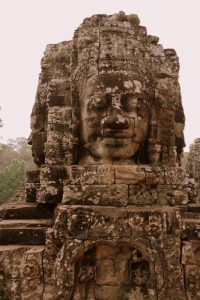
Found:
0,0 -> 200,151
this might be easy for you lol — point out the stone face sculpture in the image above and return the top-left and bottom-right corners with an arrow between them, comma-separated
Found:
71,16 -> 185,166
1,11 -> 200,300
28,12 -> 185,169
25,11 -> 186,204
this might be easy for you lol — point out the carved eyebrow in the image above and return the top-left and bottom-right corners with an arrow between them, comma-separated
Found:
120,93 -> 137,101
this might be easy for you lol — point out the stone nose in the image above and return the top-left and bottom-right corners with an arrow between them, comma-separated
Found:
104,114 -> 129,129
27,133 -> 32,145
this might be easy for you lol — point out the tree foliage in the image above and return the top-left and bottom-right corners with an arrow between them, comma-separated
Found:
0,137 -> 35,203
0,137 -> 35,170
0,159 -> 26,203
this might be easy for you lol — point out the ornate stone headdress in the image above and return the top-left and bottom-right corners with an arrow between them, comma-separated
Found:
70,12 -> 185,165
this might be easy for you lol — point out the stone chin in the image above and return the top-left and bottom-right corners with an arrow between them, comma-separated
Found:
83,138 -> 141,161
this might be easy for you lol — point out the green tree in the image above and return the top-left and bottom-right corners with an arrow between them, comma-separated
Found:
0,138 -> 35,203
0,159 -> 26,202
7,137 -> 35,170
0,137 -> 35,171
0,143 -> 18,169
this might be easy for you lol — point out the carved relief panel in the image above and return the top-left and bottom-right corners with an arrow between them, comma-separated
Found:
72,244 -> 155,300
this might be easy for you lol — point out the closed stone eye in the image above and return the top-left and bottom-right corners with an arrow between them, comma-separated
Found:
121,94 -> 140,112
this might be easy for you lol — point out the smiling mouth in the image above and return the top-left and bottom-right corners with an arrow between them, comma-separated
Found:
103,129 -> 132,138
99,137 -> 133,146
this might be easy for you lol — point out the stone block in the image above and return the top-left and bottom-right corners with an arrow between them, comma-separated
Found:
45,141 -> 64,164
0,245 -> 45,300
26,170 -> 40,183
145,166 -> 165,185
63,184 -> 128,206
114,165 -> 145,184
40,165 -> 66,182
37,185 -> 63,203
48,93 -> 71,107
26,182 -> 40,203
66,165 -> 114,185
21,278 -> 44,299
184,264 -> 200,299
164,167 -> 186,185
53,205 -> 91,240
25,170 -> 40,202
20,247 -> 44,279
127,206 -> 168,239
0,220 -> 51,245
47,130 -> 65,141
36,165 -> 66,203
149,44 -> 164,57
48,106 -> 71,125
157,184 -> 172,205
181,219 -> 200,241
88,206 -> 130,238
181,241 -> 200,265
0,203 -> 54,220
129,184 -> 157,205
171,190 -> 188,205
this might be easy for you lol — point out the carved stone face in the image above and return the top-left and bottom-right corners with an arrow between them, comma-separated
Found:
79,73 -> 150,163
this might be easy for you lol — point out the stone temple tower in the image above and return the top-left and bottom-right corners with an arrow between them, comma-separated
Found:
0,12 -> 200,300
